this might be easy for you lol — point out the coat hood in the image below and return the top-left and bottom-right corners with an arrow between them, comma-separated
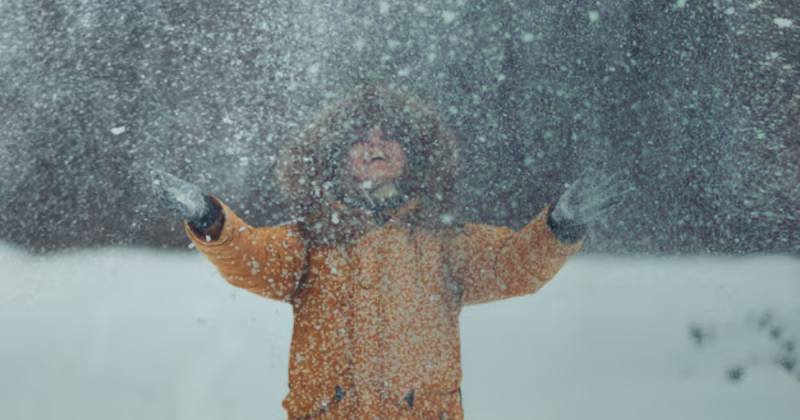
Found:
276,84 -> 461,246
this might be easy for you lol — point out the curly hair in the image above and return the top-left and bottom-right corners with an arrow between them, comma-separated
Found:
276,84 -> 461,245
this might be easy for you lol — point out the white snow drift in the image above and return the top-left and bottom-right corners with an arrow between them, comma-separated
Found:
1,243 -> 799,420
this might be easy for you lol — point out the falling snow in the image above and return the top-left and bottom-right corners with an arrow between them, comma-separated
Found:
0,0 -> 798,418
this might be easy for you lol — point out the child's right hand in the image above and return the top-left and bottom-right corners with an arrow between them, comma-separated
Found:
150,169 -> 221,230
548,166 -> 631,243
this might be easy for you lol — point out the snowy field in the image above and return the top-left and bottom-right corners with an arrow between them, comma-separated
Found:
1,243 -> 799,420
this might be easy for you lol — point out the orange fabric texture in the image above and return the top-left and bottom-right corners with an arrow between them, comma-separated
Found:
186,199 -> 582,420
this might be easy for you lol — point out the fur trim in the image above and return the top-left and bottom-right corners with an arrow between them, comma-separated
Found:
276,84 -> 461,246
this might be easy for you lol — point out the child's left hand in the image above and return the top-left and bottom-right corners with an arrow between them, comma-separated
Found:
548,166 -> 632,243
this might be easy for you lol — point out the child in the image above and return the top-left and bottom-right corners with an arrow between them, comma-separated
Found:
152,84 -> 624,420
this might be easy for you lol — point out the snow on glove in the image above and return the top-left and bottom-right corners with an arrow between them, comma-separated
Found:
150,169 -> 221,231
548,167 -> 631,244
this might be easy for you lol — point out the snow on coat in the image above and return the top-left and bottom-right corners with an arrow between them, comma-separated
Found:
184,85 -> 583,419
185,199 -> 581,420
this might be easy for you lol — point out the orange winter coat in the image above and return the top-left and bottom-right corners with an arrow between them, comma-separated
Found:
186,198 -> 582,420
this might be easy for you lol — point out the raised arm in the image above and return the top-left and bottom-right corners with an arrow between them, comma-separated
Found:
151,170 -> 306,302
450,207 -> 583,305
451,167 -> 630,305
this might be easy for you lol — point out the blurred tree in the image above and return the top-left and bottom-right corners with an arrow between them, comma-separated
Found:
0,0 -> 293,251
720,0 -> 800,254
0,0 -> 796,254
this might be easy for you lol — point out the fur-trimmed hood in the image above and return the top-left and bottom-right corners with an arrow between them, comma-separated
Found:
276,84 -> 461,246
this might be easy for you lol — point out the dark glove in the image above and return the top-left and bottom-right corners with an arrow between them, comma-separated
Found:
548,167 -> 631,244
150,170 -> 221,230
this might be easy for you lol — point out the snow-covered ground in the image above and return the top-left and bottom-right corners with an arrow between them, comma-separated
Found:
1,243 -> 799,420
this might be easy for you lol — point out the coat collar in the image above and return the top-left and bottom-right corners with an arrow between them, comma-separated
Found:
301,192 -> 424,247
331,196 -> 421,228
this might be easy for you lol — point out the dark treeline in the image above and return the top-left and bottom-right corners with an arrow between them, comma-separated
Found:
0,0 -> 797,254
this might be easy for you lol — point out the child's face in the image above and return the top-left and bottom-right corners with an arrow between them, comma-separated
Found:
347,128 -> 406,186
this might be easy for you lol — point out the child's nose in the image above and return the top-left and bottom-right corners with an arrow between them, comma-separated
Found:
365,136 -> 388,153
368,133 -> 384,145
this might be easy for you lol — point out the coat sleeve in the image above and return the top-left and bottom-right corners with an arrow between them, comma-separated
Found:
450,206 -> 583,305
184,197 -> 307,303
